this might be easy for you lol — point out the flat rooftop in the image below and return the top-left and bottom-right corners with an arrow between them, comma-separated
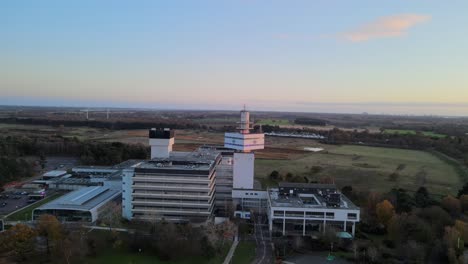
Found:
36,186 -> 121,211
113,159 -> 145,169
135,150 -> 221,173
43,170 -> 68,177
269,183 -> 359,210
49,177 -> 102,186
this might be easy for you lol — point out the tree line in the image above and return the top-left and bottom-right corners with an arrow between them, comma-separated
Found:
341,185 -> 468,263
0,214 -> 232,264
0,117 -> 202,130
0,135 -> 149,186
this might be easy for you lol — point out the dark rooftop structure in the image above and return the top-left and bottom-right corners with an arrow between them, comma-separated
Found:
149,128 -> 174,139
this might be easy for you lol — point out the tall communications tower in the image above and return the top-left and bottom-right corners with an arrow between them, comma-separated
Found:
224,107 -> 264,189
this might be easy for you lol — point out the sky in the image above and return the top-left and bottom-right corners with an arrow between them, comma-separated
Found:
1,0 -> 468,116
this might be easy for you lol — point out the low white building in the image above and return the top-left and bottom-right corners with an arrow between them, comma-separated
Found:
33,185 -> 121,222
267,183 -> 360,237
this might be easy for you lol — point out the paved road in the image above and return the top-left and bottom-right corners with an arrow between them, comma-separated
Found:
253,214 -> 274,264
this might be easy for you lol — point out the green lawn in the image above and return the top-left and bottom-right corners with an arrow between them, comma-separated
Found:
6,192 -> 64,221
383,129 -> 446,138
255,145 -> 461,195
86,242 -> 232,264
232,241 -> 256,264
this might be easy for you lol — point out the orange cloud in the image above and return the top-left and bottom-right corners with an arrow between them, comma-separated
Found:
342,14 -> 431,42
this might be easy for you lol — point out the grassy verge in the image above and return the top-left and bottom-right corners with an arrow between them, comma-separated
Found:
232,241 -> 256,264
5,192 -> 64,221
257,119 -> 291,126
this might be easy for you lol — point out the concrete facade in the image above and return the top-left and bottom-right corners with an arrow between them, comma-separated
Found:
122,151 -> 221,222
233,152 -> 255,189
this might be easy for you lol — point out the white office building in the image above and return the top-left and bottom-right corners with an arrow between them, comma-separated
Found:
122,129 -> 221,222
267,183 -> 360,237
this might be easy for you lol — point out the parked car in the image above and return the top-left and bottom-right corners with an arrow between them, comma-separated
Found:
20,191 -> 28,195
12,196 -> 21,199
27,199 -> 36,204
13,191 -> 22,195
1,202 -> 7,207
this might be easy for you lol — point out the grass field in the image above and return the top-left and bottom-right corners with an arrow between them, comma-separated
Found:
6,193 -> 64,221
87,244 -> 231,264
256,118 -> 291,126
232,241 -> 256,264
383,129 -> 446,138
255,145 -> 461,196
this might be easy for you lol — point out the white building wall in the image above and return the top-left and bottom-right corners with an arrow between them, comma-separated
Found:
122,168 -> 134,219
149,138 -> 174,159
267,205 -> 360,236
224,133 -> 265,151
232,189 -> 268,199
233,152 -> 254,189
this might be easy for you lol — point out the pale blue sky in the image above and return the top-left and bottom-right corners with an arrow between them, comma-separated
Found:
1,1 -> 468,115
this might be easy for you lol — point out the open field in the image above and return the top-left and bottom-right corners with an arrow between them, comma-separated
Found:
1,123 -> 463,196
232,241 -> 256,264
383,129 -> 447,138
257,118 -> 292,126
255,145 -> 461,196
0,123 -> 110,141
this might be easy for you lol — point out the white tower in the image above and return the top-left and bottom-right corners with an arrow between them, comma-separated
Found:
224,107 -> 264,189
149,128 -> 175,159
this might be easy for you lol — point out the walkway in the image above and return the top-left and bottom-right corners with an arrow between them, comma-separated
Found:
223,236 -> 239,264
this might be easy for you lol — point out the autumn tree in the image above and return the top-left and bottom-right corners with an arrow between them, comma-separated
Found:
376,200 -> 395,227
36,214 -> 64,258
387,213 -> 433,243
454,220 -> 468,244
99,201 -> 122,231
442,195 -> 461,217
0,224 -> 37,261
417,206 -> 453,235
443,226 -> 464,262
459,195 -> 468,213
363,192 -> 381,225
56,228 -> 88,264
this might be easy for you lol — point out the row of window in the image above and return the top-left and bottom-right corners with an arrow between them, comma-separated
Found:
273,211 -> 358,220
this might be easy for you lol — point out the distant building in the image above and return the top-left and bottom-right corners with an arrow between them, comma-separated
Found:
224,108 -> 264,190
33,185 -> 121,222
267,183 -> 360,236
42,170 -> 68,180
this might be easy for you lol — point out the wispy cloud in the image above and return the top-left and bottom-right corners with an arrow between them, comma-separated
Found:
340,14 -> 431,42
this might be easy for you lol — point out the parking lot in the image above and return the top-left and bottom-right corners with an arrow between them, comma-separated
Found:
0,192 -> 34,218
